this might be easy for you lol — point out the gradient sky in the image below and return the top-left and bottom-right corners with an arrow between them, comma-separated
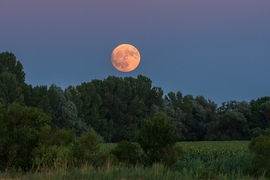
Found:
1,0 -> 270,105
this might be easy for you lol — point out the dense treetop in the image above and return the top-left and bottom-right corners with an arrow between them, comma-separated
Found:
1,51 -> 270,142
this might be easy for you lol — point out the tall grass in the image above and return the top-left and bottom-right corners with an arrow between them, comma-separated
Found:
0,162 -> 267,180
1,141 -> 267,180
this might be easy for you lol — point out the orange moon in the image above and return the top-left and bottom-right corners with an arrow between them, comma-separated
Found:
111,44 -> 140,72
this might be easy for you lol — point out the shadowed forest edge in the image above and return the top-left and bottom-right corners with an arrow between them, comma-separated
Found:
1,51 -> 270,179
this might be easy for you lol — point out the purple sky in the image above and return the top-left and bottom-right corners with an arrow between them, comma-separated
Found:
1,0 -> 270,105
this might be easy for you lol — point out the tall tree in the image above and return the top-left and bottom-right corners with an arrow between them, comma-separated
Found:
48,84 -> 88,134
0,52 -> 25,107
165,91 -> 188,140
77,82 -> 112,141
0,72 -> 23,106
249,97 -> 270,130
260,101 -> 270,126
191,96 -> 217,140
65,86 -> 84,120
22,84 -> 51,114
0,52 -> 25,85
206,100 -> 250,140
77,75 -> 164,142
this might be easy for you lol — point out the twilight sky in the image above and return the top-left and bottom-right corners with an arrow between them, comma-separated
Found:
1,0 -> 270,105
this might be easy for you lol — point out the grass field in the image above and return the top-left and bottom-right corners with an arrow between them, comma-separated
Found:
100,141 -> 253,179
1,141 -> 267,180
101,141 -> 249,153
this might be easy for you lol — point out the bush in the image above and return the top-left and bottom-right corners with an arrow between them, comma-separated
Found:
110,140 -> 143,166
161,145 -> 185,168
136,112 -> 183,167
32,128 -> 76,172
0,103 -> 51,171
51,128 -> 76,146
33,145 -> 73,172
247,129 -> 270,177
73,129 -> 101,164
92,151 -> 119,168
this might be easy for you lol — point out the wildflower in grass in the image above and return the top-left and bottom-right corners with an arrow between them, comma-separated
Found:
221,150 -> 224,155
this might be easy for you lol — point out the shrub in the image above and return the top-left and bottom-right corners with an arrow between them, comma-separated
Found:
136,112 -> 183,167
110,140 -> 143,166
161,144 -> 185,168
32,128 -> 76,172
92,151 -> 119,168
0,103 -> 51,171
33,145 -> 73,172
51,128 -> 76,146
247,129 -> 270,177
72,129 -> 101,164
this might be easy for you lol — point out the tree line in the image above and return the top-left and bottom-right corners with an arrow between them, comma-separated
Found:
1,51 -> 270,143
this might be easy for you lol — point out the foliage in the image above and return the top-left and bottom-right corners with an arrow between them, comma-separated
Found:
48,84 -> 88,135
73,130 -> 101,163
0,72 -> 23,106
206,101 -> 251,140
110,140 -> 143,166
249,97 -> 270,130
33,145 -> 73,172
136,112 -> 181,166
0,103 -> 51,171
77,82 -> 112,142
32,128 -> 77,172
165,92 -> 218,141
0,52 -> 25,107
22,84 -> 51,114
1,141 -> 262,180
0,51 -> 25,85
77,75 -> 164,142
4,51 -> 270,178
247,129 -> 270,177
50,128 -> 75,146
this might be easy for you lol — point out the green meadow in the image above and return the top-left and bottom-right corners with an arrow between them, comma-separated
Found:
1,141 -> 267,180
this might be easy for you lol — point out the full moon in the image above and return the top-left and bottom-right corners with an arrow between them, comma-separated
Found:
111,44 -> 140,72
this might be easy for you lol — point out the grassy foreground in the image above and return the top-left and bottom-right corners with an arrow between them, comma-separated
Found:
0,141 -> 267,180
0,163 -> 266,180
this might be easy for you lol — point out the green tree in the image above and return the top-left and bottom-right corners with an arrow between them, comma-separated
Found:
77,82 -> 111,141
206,101 -> 250,140
247,129 -> 270,177
190,96 -> 217,140
217,100 -> 238,114
48,84 -> 88,134
136,112 -> 183,166
0,72 -> 23,106
165,92 -> 217,141
22,84 -> 51,114
0,103 -> 51,171
249,97 -> 270,131
165,91 -> 184,110
79,75 -> 164,142
65,86 -> 84,120
0,51 -> 25,85
260,101 -> 270,124
0,52 -> 25,107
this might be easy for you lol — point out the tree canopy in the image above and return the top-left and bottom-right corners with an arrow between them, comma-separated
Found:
0,51 -> 270,143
